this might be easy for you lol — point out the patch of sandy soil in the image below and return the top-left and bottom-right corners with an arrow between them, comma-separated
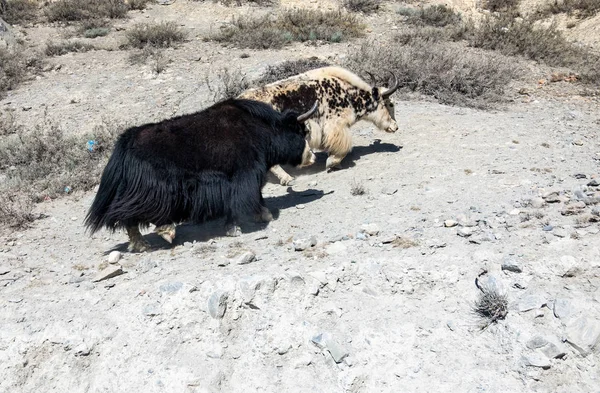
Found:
1,1 -> 599,392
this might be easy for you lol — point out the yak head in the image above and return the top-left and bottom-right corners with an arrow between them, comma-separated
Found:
362,71 -> 400,133
283,101 -> 319,168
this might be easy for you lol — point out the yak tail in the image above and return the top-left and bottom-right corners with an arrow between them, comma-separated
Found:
84,137 -> 127,234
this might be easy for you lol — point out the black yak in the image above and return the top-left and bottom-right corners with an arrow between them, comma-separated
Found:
84,98 -> 318,252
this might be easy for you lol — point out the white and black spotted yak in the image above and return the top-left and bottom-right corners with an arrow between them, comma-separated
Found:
84,98 -> 318,252
238,66 -> 400,185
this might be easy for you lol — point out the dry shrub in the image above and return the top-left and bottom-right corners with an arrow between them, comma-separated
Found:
126,22 -> 186,48
401,4 -> 462,27
213,9 -> 364,49
344,39 -> 517,108
1,0 -> 39,24
0,45 -> 25,92
482,0 -> 520,13
193,0 -> 278,5
343,0 -> 381,14
473,278 -> 508,328
0,116 -> 122,228
46,0 -> 129,22
45,40 -> 95,56
350,179 -> 366,196
127,0 -> 153,10
255,57 -> 331,85
205,67 -> 250,101
538,0 -> 600,19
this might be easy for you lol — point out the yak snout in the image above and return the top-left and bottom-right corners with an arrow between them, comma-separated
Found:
386,120 -> 399,133
299,141 -> 316,168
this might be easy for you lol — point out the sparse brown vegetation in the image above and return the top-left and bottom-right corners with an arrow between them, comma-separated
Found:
254,57 -> 331,85
344,39 -> 517,108
537,0 -> 600,19
350,179 -> 366,196
213,9 -> 364,49
0,45 -> 25,93
193,0 -> 278,5
400,4 -> 462,27
343,0 -> 381,14
0,115 -> 122,228
127,0 -> 153,10
482,0 -> 520,13
45,0 -> 129,22
473,278 -> 508,328
126,22 -> 186,48
45,40 -> 95,56
205,67 -> 250,101
1,0 -> 39,25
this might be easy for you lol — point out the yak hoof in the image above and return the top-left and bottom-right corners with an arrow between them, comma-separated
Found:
255,207 -> 273,223
226,225 -> 242,237
156,224 -> 176,244
326,165 -> 342,173
280,177 -> 296,186
128,239 -> 151,253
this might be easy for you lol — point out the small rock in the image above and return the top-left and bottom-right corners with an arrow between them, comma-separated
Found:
553,298 -> 575,321
555,255 -> 580,277
561,201 -> 586,215
530,197 -> 545,209
360,223 -> 380,236
457,227 -> 473,237
0,267 -> 10,275
513,294 -> 546,312
522,352 -> 551,369
588,179 -> 599,187
565,316 -> 600,357
107,251 -> 121,264
356,232 -> 368,241
74,343 -> 92,357
444,220 -> 458,228
159,282 -> 183,293
143,303 -> 161,317
311,332 -> 349,363
446,321 -> 456,331
509,209 -> 521,216
293,235 -> 317,251
542,225 -> 553,232
552,228 -> 567,238
380,235 -> 397,244
92,265 -> 124,282
502,257 -> 522,273
208,290 -> 228,319
543,192 -> 561,203
381,187 -> 398,195
574,173 -> 587,179
325,242 -> 347,255
541,342 -> 566,359
296,204 -> 306,209
526,336 -> 548,349
233,251 -> 255,265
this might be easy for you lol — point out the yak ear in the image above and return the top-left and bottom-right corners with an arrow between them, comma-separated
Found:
372,87 -> 380,100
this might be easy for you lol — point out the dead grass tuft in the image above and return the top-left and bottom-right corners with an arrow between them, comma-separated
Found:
126,22 -> 186,48
537,0 -> 600,19
401,4 -> 462,27
0,45 -> 26,93
344,39 -> 517,108
254,57 -> 331,85
127,0 -> 153,10
205,67 -> 250,101
1,0 -> 40,25
0,115 -> 122,228
343,0 -> 381,14
482,0 -> 520,13
350,179 -> 366,196
473,278 -> 508,328
392,236 -> 419,248
213,9 -> 364,49
45,40 -> 96,56
46,0 -> 129,22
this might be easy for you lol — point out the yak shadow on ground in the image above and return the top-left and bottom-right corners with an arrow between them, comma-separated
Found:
269,140 -> 402,182
106,188 -> 331,254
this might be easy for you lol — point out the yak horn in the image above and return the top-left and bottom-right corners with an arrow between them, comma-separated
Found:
365,71 -> 376,86
297,101 -> 319,123
381,71 -> 399,98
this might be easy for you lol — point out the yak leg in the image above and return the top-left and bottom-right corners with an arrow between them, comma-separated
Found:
323,123 -> 352,172
270,165 -> 295,186
225,212 -> 242,237
254,194 -> 273,223
126,226 -> 151,253
155,224 -> 176,244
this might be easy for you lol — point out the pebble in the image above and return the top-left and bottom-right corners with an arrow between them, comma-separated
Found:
565,316 -> 600,357
381,187 -> 398,195
380,235 -> 397,244
555,255 -> 580,277
208,290 -> 229,319
509,209 -> 521,216
588,179 -> 600,187
355,232 -> 368,241
92,265 -> 124,282
526,336 -> 548,349
522,352 -> 551,369
552,228 -> 567,238
233,251 -> 256,265
543,192 -> 561,203
542,225 -> 553,232
311,332 -> 349,363
107,251 -> 121,264
360,223 -> 380,236
457,227 -> 473,237
293,235 -> 317,251
296,204 -> 306,210
444,220 -> 458,228
143,303 -> 162,317
541,342 -> 566,359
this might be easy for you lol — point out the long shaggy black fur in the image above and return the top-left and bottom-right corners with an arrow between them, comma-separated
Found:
84,98 -> 309,234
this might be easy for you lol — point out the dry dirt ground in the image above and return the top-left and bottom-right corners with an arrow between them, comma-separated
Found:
1,1 -> 600,392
